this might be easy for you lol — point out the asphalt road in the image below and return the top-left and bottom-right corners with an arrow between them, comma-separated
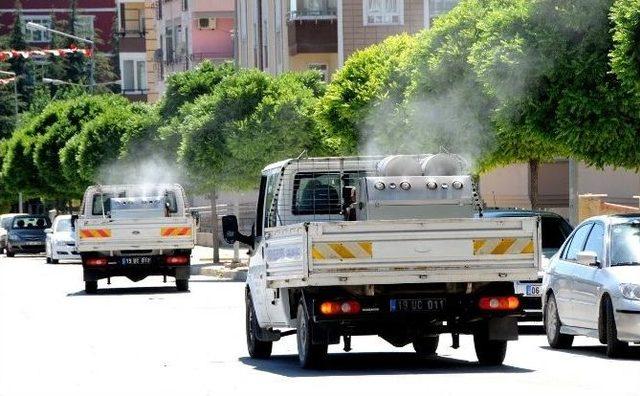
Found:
1,253 -> 640,396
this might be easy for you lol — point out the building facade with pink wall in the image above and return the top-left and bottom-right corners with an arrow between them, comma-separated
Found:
155,0 -> 234,94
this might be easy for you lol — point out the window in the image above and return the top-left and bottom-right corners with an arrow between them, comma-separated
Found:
56,219 -> 72,232
308,63 -> 328,81
182,0 -> 189,11
428,0 -> 459,25
583,222 -> 605,263
23,16 -> 52,42
541,216 -> 573,250
75,16 -> 94,40
12,216 -> 51,230
136,61 -> 147,90
610,223 -> 640,266
121,57 -> 147,92
563,223 -> 593,261
264,173 -> 280,228
363,0 -> 403,26
92,194 -> 113,216
292,173 -> 342,215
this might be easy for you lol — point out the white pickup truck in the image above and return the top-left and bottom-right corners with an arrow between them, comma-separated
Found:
74,184 -> 196,294
223,154 -> 540,368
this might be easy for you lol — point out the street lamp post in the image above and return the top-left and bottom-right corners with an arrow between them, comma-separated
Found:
0,70 -> 18,117
26,22 -> 95,91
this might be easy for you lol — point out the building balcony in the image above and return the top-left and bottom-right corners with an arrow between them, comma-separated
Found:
288,0 -> 337,20
117,18 -> 146,37
288,19 -> 337,54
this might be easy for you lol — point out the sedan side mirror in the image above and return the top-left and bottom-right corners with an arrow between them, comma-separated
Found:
577,251 -> 599,267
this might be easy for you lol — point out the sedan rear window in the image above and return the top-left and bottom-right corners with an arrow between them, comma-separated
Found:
610,223 -> 640,265
12,216 -> 51,229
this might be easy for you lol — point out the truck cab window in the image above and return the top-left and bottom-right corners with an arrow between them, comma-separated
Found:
92,194 -> 113,216
292,173 -> 342,215
264,173 -> 280,228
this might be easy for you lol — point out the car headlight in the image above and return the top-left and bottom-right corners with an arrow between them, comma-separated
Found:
619,283 -> 640,301
55,240 -> 70,246
8,234 -> 20,241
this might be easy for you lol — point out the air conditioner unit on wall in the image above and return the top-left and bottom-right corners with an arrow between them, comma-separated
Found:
198,18 -> 217,30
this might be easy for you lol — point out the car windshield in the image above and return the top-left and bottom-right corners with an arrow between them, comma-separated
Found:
610,223 -> 640,266
56,219 -> 71,232
540,216 -> 573,250
12,216 -> 51,230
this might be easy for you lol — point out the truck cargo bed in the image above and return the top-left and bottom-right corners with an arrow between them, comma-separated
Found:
263,217 -> 540,288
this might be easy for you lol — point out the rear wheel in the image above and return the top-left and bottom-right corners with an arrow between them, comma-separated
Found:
413,335 -> 439,357
46,256 -> 52,264
245,292 -> 273,359
474,331 -> 507,366
605,297 -> 628,358
545,294 -> 574,349
176,279 -> 189,292
85,281 -> 98,295
51,258 -> 59,264
297,302 -> 327,369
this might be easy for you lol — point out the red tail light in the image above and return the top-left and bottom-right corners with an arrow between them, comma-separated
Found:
85,257 -> 108,266
166,256 -> 189,265
319,300 -> 361,315
478,296 -> 520,311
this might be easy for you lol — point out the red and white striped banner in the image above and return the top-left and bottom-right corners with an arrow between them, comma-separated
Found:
0,77 -> 16,85
0,48 -> 92,62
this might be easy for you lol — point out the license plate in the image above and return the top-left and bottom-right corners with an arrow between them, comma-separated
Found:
120,256 -> 152,265
390,298 -> 446,313
25,241 -> 43,246
525,284 -> 542,296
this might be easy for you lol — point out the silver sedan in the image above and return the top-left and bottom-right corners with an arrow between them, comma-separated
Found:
542,214 -> 640,358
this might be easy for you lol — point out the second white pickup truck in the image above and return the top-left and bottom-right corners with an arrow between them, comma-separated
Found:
223,154 -> 540,368
74,184 -> 196,294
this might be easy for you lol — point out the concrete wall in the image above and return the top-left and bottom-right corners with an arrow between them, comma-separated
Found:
191,17 -> 234,57
289,52 -> 339,78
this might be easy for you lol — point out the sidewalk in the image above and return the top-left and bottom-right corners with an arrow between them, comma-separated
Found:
190,245 -> 248,281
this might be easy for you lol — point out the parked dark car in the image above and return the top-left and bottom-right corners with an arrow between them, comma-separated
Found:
5,214 -> 52,257
0,213 -> 19,254
479,209 -> 574,321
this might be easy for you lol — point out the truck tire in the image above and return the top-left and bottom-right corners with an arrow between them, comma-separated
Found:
413,335 -> 439,357
176,279 -> 189,292
246,293 -> 273,359
544,294 -> 573,349
51,258 -> 59,264
605,297 -> 628,358
85,281 -> 98,295
297,302 -> 327,369
46,256 -> 52,264
473,331 -> 507,366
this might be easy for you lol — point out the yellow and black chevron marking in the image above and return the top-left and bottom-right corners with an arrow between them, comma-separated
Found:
473,238 -> 534,255
312,242 -> 373,261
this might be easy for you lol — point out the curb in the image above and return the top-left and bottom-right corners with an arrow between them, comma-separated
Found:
192,265 -> 247,281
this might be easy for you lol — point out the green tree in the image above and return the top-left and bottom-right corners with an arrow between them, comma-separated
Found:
158,60 -> 235,119
316,34 -> 417,155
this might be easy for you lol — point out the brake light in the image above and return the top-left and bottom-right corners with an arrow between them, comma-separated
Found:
319,300 -> 361,315
85,257 -> 108,266
166,256 -> 189,265
478,296 -> 520,311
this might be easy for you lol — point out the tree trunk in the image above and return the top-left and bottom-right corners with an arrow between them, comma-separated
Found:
210,190 -> 220,264
529,160 -> 539,210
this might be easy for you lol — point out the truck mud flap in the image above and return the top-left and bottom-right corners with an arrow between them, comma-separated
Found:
487,317 -> 518,341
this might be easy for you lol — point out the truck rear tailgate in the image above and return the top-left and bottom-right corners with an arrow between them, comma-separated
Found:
264,217 -> 540,288
76,218 -> 195,252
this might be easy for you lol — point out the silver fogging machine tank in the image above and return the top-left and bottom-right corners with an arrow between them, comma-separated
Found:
353,154 -> 477,221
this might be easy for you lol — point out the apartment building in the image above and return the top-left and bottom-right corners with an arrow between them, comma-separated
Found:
0,0 -> 117,53
154,0 -> 235,95
236,0 -> 459,80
